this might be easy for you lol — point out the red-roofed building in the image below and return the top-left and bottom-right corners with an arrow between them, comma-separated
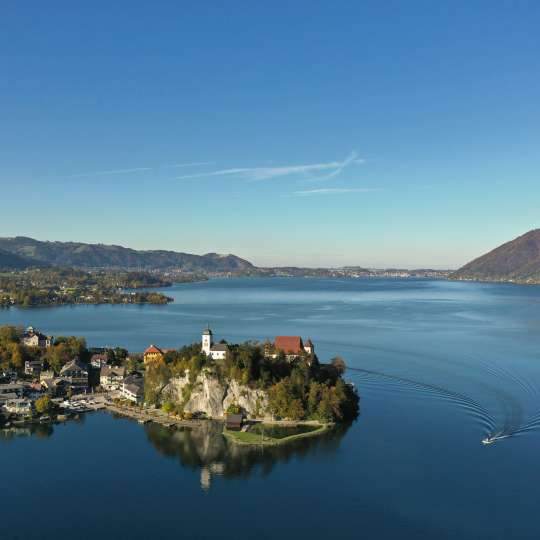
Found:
275,336 -> 304,355
143,344 -> 164,365
268,336 -> 316,361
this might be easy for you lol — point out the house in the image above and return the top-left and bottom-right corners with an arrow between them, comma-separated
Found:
100,365 -> 126,390
225,413 -> 243,430
4,398 -> 33,415
28,381 -> 44,397
40,377 -> 68,397
143,345 -> 164,365
120,373 -> 144,403
60,358 -> 89,392
90,353 -> 109,369
24,360 -> 43,376
201,328 -> 229,360
40,370 -> 55,382
266,336 -> 316,362
21,326 -> 53,348
0,383 -> 25,398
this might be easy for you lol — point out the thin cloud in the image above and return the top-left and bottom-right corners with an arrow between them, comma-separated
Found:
306,151 -> 364,181
171,162 -> 212,168
294,188 -> 379,196
70,167 -> 152,178
176,152 -> 363,182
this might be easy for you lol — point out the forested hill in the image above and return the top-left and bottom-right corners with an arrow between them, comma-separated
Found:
451,229 -> 540,284
0,237 -> 255,272
0,248 -> 47,270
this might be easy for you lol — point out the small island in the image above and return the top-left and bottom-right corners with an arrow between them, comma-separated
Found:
0,325 -> 359,445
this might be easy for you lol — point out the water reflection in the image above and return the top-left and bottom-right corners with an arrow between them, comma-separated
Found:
144,420 -> 352,491
0,422 -> 54,441
0,414 -> 87,442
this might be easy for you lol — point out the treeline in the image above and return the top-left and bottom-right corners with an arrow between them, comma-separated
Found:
144,342 -> 359,423
0,268 -> 174,307
0,325 -> 88,375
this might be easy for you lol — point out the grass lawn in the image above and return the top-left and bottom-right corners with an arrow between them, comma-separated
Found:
224,423 -> 328,446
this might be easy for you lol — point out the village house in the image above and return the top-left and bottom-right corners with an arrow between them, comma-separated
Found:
90,353 -> 109,369
60,358 -> 89,393
3,398 -> 33,416
40,370 -> 55,382
0,383 -> 25,398
0,382 -> 25,407
40,377 -> 68,397
201,328 -> 229,360
143,344 -> 164,365
120,373 -> 144,403
266,336 -> 316,362
100,365 -> 126,390
24,359 -> 43,377
21,326 -> 53,348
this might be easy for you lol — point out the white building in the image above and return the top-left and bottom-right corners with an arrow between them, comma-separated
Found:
4,398 -> 33,415
201,328 -> 228,361
21,327 -> 53,348
25,360 -> 43,376
100,365 -> 126,391
120,374 -> 144,403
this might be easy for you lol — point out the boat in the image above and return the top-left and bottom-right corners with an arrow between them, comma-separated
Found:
482,434 -> 509,445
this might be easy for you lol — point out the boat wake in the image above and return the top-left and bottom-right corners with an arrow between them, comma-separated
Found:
347,363 -> 540,446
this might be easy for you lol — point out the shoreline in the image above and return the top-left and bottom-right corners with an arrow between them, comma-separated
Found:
223,422 -> 330,446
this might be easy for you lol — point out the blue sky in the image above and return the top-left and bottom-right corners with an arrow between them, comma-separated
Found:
1,1 -> 539,268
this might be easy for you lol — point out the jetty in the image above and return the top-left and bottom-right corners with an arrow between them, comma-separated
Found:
104,402 -> 203,428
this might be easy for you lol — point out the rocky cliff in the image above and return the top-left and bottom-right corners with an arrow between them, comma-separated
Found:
162,372 -> 269,419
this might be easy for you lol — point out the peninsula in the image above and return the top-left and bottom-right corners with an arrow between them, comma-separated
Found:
0,268 -> 179,307
0,325 -> 359,444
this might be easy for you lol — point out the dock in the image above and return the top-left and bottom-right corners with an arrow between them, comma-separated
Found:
104,403 -> 202,428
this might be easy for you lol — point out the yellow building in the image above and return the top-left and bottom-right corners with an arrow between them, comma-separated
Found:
143,344 -> 164,365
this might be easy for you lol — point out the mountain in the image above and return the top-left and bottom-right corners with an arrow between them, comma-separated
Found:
451,229 -> 540,283
0,237 -> 255,273
0,248 -> 44,270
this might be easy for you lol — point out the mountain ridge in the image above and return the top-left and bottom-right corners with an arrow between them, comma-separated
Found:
451,229 -> 540,283
0,236 -> 255,273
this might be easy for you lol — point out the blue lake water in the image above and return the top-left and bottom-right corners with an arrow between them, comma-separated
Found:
2,277 -> 540,539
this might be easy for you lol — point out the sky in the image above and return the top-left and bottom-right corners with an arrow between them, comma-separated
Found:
1,1 -> 539,268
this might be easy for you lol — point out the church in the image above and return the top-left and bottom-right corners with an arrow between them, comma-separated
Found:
201,327 -> 229,360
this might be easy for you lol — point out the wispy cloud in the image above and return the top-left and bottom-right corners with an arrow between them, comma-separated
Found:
176,151 -> 363,182
306,151 -> 364,181
70,167 -> 152,178
171,162 -> 212,168
293,187 -> 379,196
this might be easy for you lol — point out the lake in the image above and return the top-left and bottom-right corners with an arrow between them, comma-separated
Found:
2,277 -> 540,539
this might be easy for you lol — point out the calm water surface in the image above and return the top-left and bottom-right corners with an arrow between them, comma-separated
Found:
1,278 -> 540,539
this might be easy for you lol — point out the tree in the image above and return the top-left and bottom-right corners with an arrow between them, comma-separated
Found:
0,325 -> 21,345
8,343 -> 24,370
226,402 -> 241,415
162,401 -> 174,414
35,395 -> 54,415
331,356 -> 347,375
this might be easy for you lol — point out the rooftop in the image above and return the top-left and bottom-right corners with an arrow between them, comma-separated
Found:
144,344 -> 163,355
274,336 -> 304,355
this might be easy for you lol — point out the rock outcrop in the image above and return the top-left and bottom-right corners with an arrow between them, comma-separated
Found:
162,371 -> 269,419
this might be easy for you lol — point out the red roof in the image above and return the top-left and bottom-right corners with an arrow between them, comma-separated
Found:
144,344 -> 163,355
274,336 -> 303,354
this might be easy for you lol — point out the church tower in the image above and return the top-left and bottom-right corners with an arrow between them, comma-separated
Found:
202,327 -> 213,355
